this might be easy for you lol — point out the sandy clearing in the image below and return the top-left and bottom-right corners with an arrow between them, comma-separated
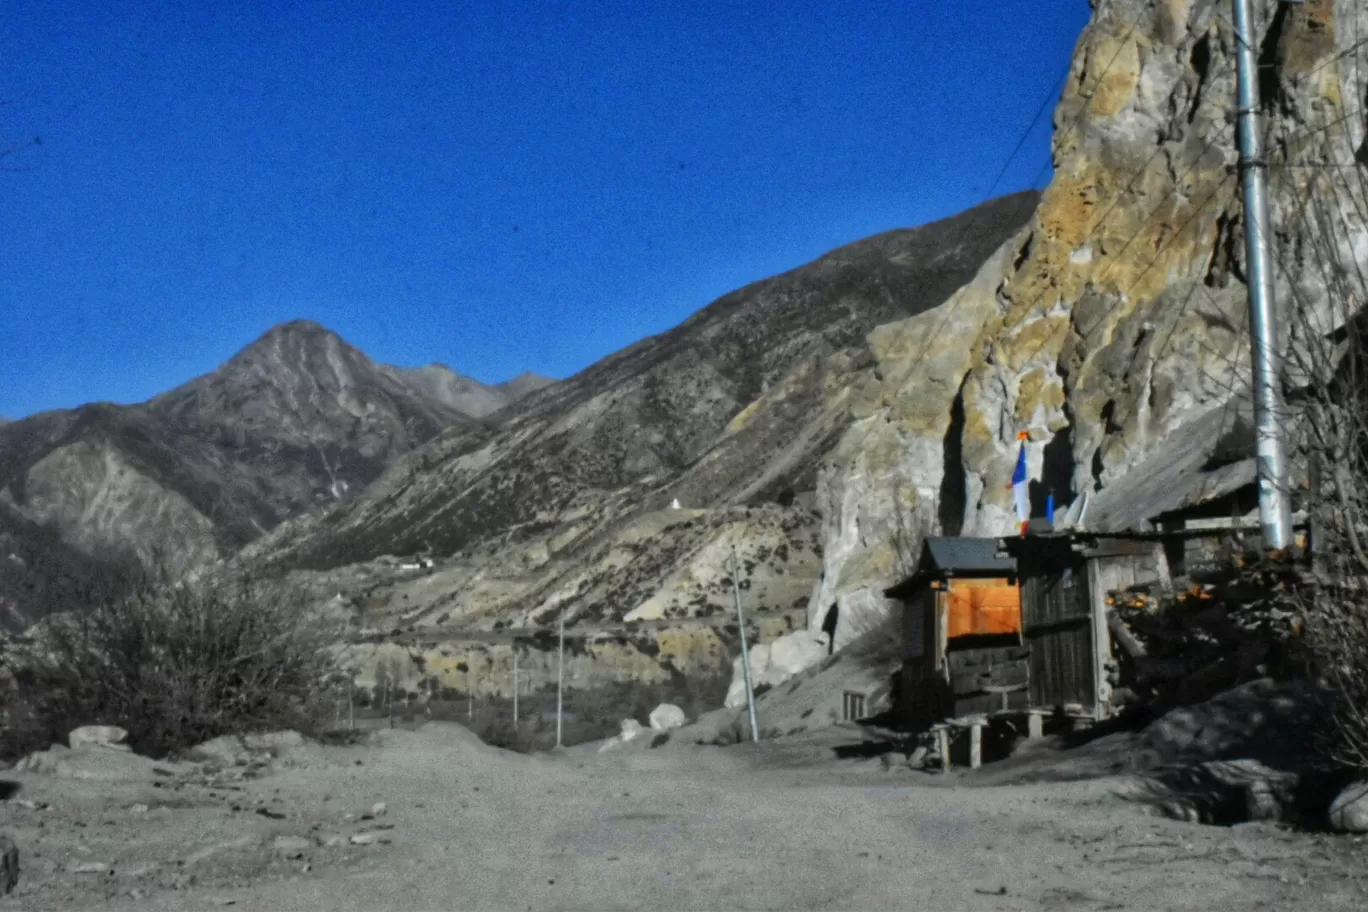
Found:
2,723 -> 1364,911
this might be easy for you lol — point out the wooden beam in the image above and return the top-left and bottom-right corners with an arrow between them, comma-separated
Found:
1106,610 -> 1147,658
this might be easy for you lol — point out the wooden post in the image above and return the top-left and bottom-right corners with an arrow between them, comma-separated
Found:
1086,559 -> 1113,720
969,722 -> 982,770
936,726 -> 951,773
512,647 -> 519,726
1027,711 -> 1044,740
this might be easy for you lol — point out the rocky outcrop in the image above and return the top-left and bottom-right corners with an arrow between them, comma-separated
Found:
958,0 -> 1368,531
787,0 -> 1368,683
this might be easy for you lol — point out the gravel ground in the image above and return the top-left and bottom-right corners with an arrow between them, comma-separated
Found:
1,723 -> 1365,911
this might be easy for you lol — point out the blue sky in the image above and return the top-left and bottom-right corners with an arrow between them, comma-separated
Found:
0,0 -> 1090,419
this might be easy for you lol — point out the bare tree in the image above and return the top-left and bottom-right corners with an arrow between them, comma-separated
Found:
1268,94 -> 1368,773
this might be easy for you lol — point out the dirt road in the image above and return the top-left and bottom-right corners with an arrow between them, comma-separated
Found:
2,723 -> 1363,911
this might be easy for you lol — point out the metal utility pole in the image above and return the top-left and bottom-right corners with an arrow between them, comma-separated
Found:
729,546 -> 760,742
556,609 -> 565,749
1232,0 -> 1293,550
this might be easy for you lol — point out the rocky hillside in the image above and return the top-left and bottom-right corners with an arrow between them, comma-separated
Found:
0,321 -> 548,623
261,193 -> 1038,571
239,194 -> 1039,698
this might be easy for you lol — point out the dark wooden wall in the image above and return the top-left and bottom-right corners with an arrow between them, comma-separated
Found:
1020,552 -> 1096,713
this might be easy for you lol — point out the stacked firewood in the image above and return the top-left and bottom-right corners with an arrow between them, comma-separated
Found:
1107,553 -> 1307,708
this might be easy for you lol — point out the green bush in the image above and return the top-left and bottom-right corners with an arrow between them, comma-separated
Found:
1,573 -> 341,759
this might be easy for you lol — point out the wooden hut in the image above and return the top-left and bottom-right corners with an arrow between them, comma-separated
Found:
884,538 -> 1026,729
996,530 -> 1175,722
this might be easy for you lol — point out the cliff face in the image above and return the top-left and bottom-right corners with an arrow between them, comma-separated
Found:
811,0 -> 1368,639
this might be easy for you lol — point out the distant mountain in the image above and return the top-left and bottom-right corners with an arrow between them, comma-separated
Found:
379,364 -> 555,419
0,319 -> 544,624
495,372 -> 557,401
0,501 -> 133,633
262,192 -> 1040,577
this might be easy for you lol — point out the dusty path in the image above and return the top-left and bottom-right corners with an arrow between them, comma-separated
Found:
2,724 -> 1364,911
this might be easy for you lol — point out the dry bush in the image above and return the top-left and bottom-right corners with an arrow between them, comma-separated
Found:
0,573 -> 341,759
1275,118 -> 1368,774
841,603 -> 904,667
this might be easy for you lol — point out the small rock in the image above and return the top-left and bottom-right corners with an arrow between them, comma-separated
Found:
272,836 -> 312,856
370,802 -> 387,818
243,731 -> 304,754
189,736 -> 250,768
648,704 -> 686,731
349,832 -> 379,846
0,835 -> 17,895
128,804 -> 150,815
69,861 -> 113,875
1329,780 -> 1368,833
323,835 -> 347,848
619,719 -> 644,742
14,743 -> 70,774
69,725 -> 129,750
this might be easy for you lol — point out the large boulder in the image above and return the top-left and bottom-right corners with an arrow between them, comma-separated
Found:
648,704 -> 686,731
724,630 -> 826,709
68,725 -> 128,751
1329,781 -> 1368,834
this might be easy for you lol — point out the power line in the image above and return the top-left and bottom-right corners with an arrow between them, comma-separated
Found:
879,0 -> 1161,400
984,61 -> 1074,200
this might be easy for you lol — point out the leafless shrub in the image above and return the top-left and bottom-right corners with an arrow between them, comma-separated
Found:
1272,101 -> 1368,774
842,604 -> 904,667
0,572 -> 341,759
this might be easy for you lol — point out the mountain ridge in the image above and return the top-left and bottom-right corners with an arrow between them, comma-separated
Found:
0,319 -> 549,623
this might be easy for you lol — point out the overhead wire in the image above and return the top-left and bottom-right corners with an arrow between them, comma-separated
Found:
990,8 -> 1368,423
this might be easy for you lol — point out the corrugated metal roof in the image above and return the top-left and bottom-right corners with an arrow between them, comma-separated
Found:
1085,398 -> 1259,532
885,537 -> 1016,598
923,537 -> 1015,574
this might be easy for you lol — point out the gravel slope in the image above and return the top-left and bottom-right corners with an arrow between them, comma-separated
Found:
3,723 -> 1363,911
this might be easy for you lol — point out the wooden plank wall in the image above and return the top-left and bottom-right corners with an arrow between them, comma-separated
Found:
1021,557 -> 1095,713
